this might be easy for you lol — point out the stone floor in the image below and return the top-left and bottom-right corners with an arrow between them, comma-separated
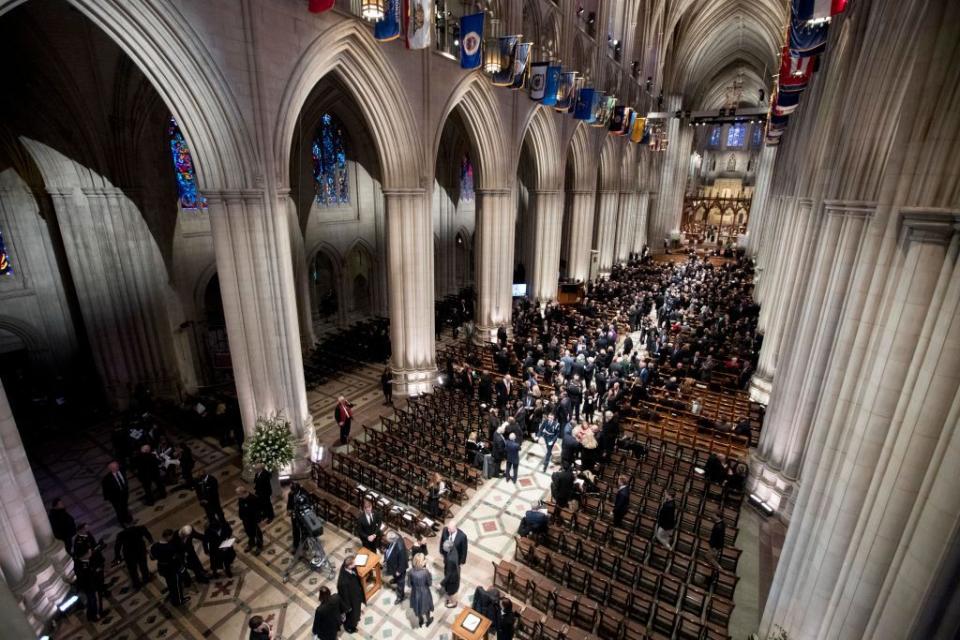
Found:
30,359 -> 776,639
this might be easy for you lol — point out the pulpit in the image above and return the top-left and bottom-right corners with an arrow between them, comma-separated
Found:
452,607 -> 492,640
354,547 -> 383,600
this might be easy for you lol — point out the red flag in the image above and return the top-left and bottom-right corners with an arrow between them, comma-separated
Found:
309,0 -> 334,12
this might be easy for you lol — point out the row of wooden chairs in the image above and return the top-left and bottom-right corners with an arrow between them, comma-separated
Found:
356,430 -> 479,489
329,453 -> 451,519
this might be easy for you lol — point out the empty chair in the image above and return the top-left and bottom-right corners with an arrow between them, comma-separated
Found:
566,563 -> 590,593
682,583 -> 707,616
540,616 -> 567,640
586,574 -> 610,605
707,595 -> 734,627
554,588 -> 577,624
598,609 -> 625,640
626,590 -> 654,626
659,573 -> 684,605
531,580 -> 556,613
651,602 -> 678,637
574,595 -> 599,632
494,561 -> 515,592
516,606 -> 543,640
676,611 -> 704,640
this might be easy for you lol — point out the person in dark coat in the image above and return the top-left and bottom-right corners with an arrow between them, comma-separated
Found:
356,499 -> 383,550
380,367 -> 394,405
253,464 -> 275,523
491,427 -> 507,478
337,555 -> 366,633
334,396 -> 354,445
498,598 -> 516,640
74,547 -> 107,621
656,490 -> 677,550
441,538 -> 461,608
135,444 -> 165,505
203,516 -> 235,577
518,505 -> 549,537
407,552 -> 434,627
151,529 -> 188,605
383,530 -> 409,604
537,413 -> 560,472
504,433 -> 520,483
559,421 -> 580,468
708,515 -> 726,569
550,466 -> 575,509
196,468 -> 226,523
439,523 -> 468,566
113,520 -> 153,588
312,586 -> 342,640
237,486 -> 264,553
613,476 -> 630,527
176,525 -> 210,584
48,498 -> 77,551
102,461 -> 132,525
599,410 -> 620,462
176,443 -> 195,489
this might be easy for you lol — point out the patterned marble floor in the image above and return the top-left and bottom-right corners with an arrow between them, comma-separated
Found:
31,357 -> 769,640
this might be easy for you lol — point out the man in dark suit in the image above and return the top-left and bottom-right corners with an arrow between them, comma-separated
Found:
135,444 -> 165,505
355,499 -> 382,550
337,555 -> 366,633
102,461 -> 132,525
519,505 -> 549,537
48,498 -> 77,551
253,463 -> 275,523
383,530 -> 409,604
312,586 -> 342,640
550,465 -> 575,509
439,522 -> 468,565
113,520 -> 153,589
494,375 -> 512,411
237,486 -> 264,553
334,396 -> 354,445
196,468 -> 225,523
150,529 -> 188,606
497,324 -> 508,347
613,476 -> 630,527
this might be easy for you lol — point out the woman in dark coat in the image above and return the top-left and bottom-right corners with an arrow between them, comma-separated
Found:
337,556 -> 366,633
407,553 -> 434,628
441,539 -> 461,608
312,586 -> 342,640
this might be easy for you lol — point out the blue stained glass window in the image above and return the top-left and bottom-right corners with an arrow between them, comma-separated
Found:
312,113 -> 350,207
708,126 -> 721,147
460,155 -> 475,202
167,117 -> 207,211
726,123 -> 746,148
752,123 -> 763,147
0,227 -> 12,276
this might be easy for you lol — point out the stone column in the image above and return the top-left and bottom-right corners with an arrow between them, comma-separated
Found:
745,145 -> 778,257
383,188 -> 436,395
283,192 -> 316,351
594,190 -> 620,273
566,190 -> 596,283
615,190 -> 637,262
633,191 -> 650,253
651,97 -> 693,250
0,572 -> 38,639
750,202 -> 873,517
0,379 -> 72,632
761,210 -> 960,639
475,189 -> 515,339
207,190 -> 314,475
528,190 -> 564,303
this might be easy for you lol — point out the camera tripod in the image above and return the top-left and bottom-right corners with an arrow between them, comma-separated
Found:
282,533 -> 335,582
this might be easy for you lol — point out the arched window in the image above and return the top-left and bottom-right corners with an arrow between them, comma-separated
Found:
0,227 -> 12,275
312,113 -> 350,207
751,123 -> 763,147
460,155 -> 475,202
708,126 -> 721,147
167,117 -> 207,211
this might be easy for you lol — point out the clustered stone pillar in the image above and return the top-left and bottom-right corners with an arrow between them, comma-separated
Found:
206,190 -> 315,474
744,144 -> 778,257
475,188 -> 515,339
528,189 -> 564,302
383,188 -> 437,394
0,380 -> 72,634
283,191 -> 316,351
566,189 -> 597,283
651,96 -> 692,250
594,189 -> 620,273
632,191 -> 650,253
614,189 -> 637,262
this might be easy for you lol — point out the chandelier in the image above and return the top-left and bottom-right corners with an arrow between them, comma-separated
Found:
483,37 -> 506,74
360,0 -> 385,22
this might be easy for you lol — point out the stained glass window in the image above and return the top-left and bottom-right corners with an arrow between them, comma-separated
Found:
460,155 -> 475,202
726,123 -> 746,148
167,117 -> 207,211
312,114 -> 350,207
708,126 -> 721,147
751,123 -> 763,147
0,227 -> 11,276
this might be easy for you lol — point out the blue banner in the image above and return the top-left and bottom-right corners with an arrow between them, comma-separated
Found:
510,42 -> 532,89
788,13 -> 828,57
492,36 -> 519,86
554,71 -> 577,111
541,65 -> 561,106
374,0 -> 401,41
459,13 -> 484,69
573,87 -> 594,120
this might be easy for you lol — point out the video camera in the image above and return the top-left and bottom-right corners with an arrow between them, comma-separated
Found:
291,487 -> 324,537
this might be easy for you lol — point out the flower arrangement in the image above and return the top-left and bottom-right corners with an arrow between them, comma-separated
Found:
244,413 -> 295,472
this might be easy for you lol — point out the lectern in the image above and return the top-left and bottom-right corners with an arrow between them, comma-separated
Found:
452,607 -> 492,640
354,547 -> 383,600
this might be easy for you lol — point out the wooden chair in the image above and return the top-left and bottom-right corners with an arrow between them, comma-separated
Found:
651,602 -> 678,637
586,574 -> 610,605
573,595 -> 599,632
598,609 -> 625,640
554,588 -> 577,624
516,606 -> 543,640
707,595 -> 734,627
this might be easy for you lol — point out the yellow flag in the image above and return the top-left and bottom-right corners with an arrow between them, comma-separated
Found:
630,116 -> 646,143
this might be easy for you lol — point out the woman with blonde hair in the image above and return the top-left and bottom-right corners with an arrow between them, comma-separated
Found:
407,553 -> 434,627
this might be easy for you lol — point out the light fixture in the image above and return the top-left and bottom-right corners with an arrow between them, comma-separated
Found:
360,0 -> 385,22
453,38 -> 460,47
57,594 -> 80,613
483,37 -> 505,75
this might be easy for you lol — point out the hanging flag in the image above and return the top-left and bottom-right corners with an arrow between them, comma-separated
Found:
0,227 -> 11,276
773,91 -> 801,115
573,87 -> 595,120
609,105 -> 626,133
793,0 -> 847,24
554,71 -> 577,112
541,65 -> 561,106
308,0 -> 334,12
788,14 -> 828,57
640,124 -> 651,145
528,62 -> 548,100
630,115 -> 646,143
510,42 -> 532,89
779,46 -> 814,92
374,0 -> 402,41
406,0 -> 432,49
595,95 -> 616,127
491,35 -> 519,86
590,92 -> 607,126
459,13 -> 484,69
621,108 -> 635,136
